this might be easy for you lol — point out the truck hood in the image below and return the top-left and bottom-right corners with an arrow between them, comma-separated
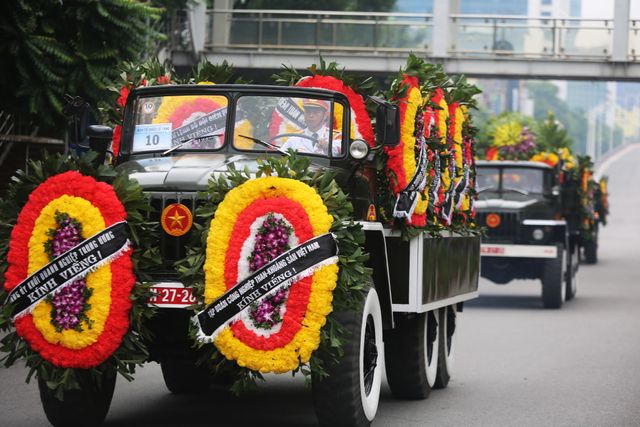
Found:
116,153 -> 257,191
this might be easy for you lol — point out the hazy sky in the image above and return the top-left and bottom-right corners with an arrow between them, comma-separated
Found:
582,0 -> 640,19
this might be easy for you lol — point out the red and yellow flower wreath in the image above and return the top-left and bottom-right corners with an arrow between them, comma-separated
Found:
432,88 -> 453,223
385,75 -> 429,226
203,177 -> 338,373
4,171 -> 134,368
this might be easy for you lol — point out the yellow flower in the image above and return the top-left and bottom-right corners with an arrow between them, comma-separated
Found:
28,196 -> 111,350
437,97 -> 449,146
494,122 -> 522,147
398,86 -> 428,216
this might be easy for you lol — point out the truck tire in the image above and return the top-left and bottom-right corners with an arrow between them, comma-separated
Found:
584,240 -> 598,264
565,244 -> 579,301
384,310 -> 439,399
434,305 -> 457,389
160,358 -> 211,394
38,369 -> 116,426
312,286 -> 383,427
542,245 -> 565,309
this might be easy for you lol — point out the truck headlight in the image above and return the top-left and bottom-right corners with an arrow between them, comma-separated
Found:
532,228 -> 544,240
349,139 -> 369,160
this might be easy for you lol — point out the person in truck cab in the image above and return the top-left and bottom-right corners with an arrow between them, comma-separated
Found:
282,99 -> 342,156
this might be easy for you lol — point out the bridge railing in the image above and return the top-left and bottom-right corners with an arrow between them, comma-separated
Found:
203,9 -> 638,61
450,15 -> 612,59
629,19 -> 640,60
205,9 -> 433,53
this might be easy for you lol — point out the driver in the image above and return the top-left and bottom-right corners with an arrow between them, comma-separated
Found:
281,99 -> 341,155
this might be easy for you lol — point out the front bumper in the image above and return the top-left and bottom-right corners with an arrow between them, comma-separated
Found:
480,243 -> 558,259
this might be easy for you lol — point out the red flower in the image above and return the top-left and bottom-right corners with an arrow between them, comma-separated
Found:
117,86 -> 130,107
157,75 -> 170,85
111,125 -> 122,158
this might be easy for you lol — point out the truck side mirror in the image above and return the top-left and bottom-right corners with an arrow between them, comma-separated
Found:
86,125 -> 113,164
370,96 -> 400,147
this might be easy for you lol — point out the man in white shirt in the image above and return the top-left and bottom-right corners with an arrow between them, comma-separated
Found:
282,99 -> 342,156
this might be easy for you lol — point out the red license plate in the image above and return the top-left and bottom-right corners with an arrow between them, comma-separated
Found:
148,283 -> 197,308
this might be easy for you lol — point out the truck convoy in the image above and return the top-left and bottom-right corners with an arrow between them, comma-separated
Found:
476,126 -> 608,308
0,57 -> 482,427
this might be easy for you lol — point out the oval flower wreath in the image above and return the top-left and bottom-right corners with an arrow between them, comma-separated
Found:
204,176 -> 338,373
178,154 -> 369,384
385,75 -> 429,226
4,171 -> 133,368
0,153 -> 157,394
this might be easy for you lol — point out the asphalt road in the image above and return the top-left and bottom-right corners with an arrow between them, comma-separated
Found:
1,145 -> 640,427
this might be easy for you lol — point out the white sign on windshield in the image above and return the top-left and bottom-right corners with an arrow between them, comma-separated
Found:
133,124 -> 172,152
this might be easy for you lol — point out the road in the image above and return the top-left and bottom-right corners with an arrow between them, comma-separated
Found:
1,145 -> 640,426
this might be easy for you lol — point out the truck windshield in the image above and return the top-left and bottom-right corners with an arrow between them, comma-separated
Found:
477,167 -> 545,194
130,94 -> 229,154
501,168 -> 545,194
232,95 -> 344,157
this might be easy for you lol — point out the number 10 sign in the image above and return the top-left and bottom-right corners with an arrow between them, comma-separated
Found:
133,123 -> 172,152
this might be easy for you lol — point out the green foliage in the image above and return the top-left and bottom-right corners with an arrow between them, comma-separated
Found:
535,111 -> 573,151
190,60 -> 248,85
0,151 -> 159,399
448,74 -> 483,109
175,153 -> 371,393
272,56 -> 376,96
0,0 -> 165,134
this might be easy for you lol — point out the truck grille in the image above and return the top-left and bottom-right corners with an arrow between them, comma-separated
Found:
477,211 -> 519,241
147,192 -> 200,279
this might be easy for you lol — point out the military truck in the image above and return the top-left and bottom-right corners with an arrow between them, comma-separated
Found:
475,160 -> 579,308
83,84 -> 480,426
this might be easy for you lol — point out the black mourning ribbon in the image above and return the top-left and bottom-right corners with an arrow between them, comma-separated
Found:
393,143 -> 429,219
7,222 -> 129,320
196,233 -> 338,337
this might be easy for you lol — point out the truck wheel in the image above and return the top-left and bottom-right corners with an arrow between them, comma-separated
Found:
584,240 -> 598,264
312,286 -> 383,427
384,310 -> 439,399
542,245 -> 565,309
565,245 -> 579,301
160,358 -> 211,394
434,305 -> 457,389
38,368 -> 116,426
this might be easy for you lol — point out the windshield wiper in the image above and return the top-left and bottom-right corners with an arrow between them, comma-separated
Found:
238,134 -> 289,156
502,186 -> 530,196
161,133 -> 223,156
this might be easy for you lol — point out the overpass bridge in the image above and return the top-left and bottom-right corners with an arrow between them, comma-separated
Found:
169,0 -> 640,81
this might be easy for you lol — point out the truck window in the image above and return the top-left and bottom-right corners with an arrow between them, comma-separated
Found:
502,167 -> 544,194
130,94 -> 228,153
233,95 -> 343,157
477,167 -> 500,192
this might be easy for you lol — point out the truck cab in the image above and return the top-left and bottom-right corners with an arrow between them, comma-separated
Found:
475,160 -> 578,308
